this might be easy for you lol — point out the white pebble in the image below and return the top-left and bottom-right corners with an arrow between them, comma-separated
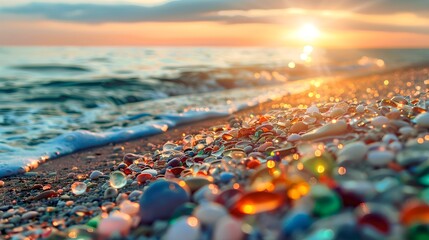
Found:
164,216 -> 201,240
306,105 -> 319,114
194,202 -> 228,225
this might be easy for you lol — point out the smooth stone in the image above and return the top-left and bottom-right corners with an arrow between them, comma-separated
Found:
22,211 -> 38,220
109,171 -> 127,189
399,126 -> 416,136
184,177 -> 212,193
306,105 -> 320,114
367,150 -> 395,167
128,190 -> 143,200
193,202 -> 228,225
287,133 -> 301,142
193,184 -> 220,203
382,134 -> 399,144
415,112 -> 429,128
301,120 -> 348,141
89,170 -> 103,180
356,105 -> 365,113
257,142 -> 273,152
280,211 -> 313,237
71,182 -> 87,195
164,216 -> 201,240
0,180 -> 4,187
98,212 -> 132,237
406,223 -> 429,240
289,122 -> 308,134
120,200 -> 139,216
213,216 -> 243,240
104,187 -> 119,199
139,180 -> 190,224
311,184 -> 342,217
141,169 -> 158,177
371,116 -> 389,128
232,191 -> 283,215
337,141 -> 368,164
219,172 -> 235,183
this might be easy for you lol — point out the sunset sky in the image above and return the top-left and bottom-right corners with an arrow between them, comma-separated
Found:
1,0 -> 429,48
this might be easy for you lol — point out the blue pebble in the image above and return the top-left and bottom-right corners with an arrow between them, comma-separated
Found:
139,180 -> 190,224
280,211 -> 313,238
219,172 -> 235,183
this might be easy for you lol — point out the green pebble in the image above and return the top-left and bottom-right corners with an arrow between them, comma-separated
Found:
311,184 -> 342,217
86,215 -> 102,229
406,223 -> 429,240
302,153 -> 335,177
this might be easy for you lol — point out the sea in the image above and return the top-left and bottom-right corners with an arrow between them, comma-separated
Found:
1,47 -> 429,177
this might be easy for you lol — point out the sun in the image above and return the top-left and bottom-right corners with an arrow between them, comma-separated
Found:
297,23 -> 321,42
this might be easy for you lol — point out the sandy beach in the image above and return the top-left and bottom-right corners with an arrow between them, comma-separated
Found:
1,63 -> 429,239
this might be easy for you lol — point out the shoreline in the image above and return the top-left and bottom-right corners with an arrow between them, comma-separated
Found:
1,63 -> 429,239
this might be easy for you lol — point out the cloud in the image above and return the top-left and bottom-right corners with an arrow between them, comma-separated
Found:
3,0 -> 429,22
2,0 -> 429,36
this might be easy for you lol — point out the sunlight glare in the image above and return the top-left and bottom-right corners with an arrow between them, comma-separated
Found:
298,23 -> 320,42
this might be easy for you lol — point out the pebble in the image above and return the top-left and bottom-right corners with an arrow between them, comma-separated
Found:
193,202 -> 228,225
120,200 -> 139,216
89,170 -> 103,180
415,112 -> 429,128
302,120 -> 348,141
287,133 -> 301,142
337,141 -> 368,164
372,116 -> 389,128
109,171 -> 127,189
213,216 -> 243,240
139,180 -> 190,224
71,182 -> 87,195
367,150 -> 395,166
104,187 -> 119,199
98,212 -> 132,237
22,211 -> 39,220
164,216 -> 201,240
0,180 -> 4,187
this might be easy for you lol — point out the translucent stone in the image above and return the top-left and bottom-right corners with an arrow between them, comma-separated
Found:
302,153 -> 335,177
249,166 -> 286,192
233,191 -> 283,215
65,225 -> 96,240
286,178 -> 310,200
71,182 -> 87,195
400,201 -> 429,226
163,142 -> 179,151
224,148 -> 247,161
406,223 -> 429,240
311,184 -> 342,217
109,171 -> 127,189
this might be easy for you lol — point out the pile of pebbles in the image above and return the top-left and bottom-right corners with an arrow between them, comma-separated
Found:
3,91 -> 429,240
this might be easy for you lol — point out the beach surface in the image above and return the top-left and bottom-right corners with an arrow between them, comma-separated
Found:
1,64 -> 429,239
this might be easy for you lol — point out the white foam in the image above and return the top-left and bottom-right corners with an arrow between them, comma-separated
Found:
0,80 -> 312,178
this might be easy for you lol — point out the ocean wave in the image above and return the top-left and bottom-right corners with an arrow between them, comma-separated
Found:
12,64 -> 91,72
